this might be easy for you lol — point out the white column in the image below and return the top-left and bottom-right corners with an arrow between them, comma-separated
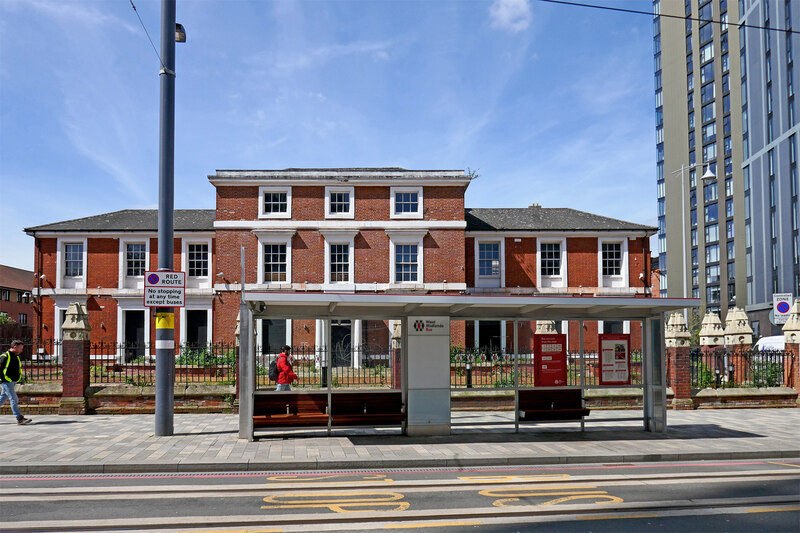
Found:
500,319 -> 507,353
474,320 -> 480,348
315,319 -> 325,370
353,319 -> 363,368
285,319 -> 293,347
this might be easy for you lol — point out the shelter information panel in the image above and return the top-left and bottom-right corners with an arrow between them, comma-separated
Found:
534,334 -> 568,387
598,333 -> 631,385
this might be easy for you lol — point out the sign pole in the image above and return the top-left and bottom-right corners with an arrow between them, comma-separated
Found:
156,0 -> 177,437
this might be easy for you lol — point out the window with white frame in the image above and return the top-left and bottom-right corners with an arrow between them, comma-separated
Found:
322,232 -> 356,287
390,186 -> 423,219
329,244 -> 350,282
478,242 -> 500,277
263,243 -> 287,282
258,187 -> 291,219
540,242 -> 561,276
395,244 -> 419,282
64,243 -> 84,277
325,186 -> 354,219
187,243 -> 209,277
598,239 -> 628,288
537,238 -> 566,288
125,243 -> 146,277
387,230 -> 426,286
601,243 -> 622,276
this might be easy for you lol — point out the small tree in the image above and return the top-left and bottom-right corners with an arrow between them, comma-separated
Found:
0,313 -> 16,325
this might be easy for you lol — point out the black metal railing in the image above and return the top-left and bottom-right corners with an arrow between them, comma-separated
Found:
690,348 -> 793,388
450,349 -> 643,388
255,344 -> 397,390
0,338 -> 62,383
89,342 -> 238,385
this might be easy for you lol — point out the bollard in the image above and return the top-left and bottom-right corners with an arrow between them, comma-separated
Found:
321,366 -> 328,388
466,361 -> 472,388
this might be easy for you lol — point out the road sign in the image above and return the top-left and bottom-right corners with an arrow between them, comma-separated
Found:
144,271 -> 185,307
772,293 -> 793,325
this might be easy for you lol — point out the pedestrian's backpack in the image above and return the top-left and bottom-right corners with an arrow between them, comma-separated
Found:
268,356 -> 280,381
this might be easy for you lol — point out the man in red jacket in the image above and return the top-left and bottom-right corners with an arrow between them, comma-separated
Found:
276,345 -> 298,391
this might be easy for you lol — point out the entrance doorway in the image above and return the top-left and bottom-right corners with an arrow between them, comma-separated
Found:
478,320 -> 502,353
123,310 -> 145,362
186,310 -> 208,349
331,320 -> 352,366
261,319 -> 286,354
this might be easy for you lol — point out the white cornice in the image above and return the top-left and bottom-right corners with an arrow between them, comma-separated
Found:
215,220 -> 466,230
210,179 -> 470,187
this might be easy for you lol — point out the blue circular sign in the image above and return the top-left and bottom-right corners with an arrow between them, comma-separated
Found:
776,301 -> 791,314
147,273 -> 160,285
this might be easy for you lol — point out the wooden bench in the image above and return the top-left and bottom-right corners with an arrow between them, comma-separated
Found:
253,392 -> 329,428
252,391 -> 405,429
330,391 -> 405,427
518,388 -> 590,422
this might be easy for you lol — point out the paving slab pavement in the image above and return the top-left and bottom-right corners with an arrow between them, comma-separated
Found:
1,408 -> 798,474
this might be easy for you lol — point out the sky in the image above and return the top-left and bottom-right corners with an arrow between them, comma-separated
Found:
0,0 -> 655,271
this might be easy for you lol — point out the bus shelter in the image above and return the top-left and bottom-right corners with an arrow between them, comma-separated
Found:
237,292 -> 700,440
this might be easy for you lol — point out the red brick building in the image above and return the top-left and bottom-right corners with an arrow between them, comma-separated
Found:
25,168 -> 655,359
0,264 -> 35,337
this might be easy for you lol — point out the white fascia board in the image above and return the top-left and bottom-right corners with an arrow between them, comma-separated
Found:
210,179 -> 471,187
243,291 -> 701,318
215,220 -> 465,230
465,231 -> 652,238
30,231 -> 213,238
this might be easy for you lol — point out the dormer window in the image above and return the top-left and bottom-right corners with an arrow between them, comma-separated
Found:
258,187 -> 291,219
390,186 -> 423,219
325,186 -> 354,219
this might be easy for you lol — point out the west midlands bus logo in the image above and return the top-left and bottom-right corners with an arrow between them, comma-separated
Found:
414,320 -> 424,332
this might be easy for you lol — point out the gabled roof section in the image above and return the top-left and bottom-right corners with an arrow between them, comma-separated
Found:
0,265 -> 35,290
24,210 -> 215,234
465,206 -> 656,234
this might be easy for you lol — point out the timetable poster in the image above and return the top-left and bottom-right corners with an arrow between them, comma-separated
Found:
598,333 -> 631,386
534,334 -> 568,387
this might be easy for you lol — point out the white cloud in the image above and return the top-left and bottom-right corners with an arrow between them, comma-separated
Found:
4,0 -> 137,33
247,40 -> 394,76
489,0 -> 532,33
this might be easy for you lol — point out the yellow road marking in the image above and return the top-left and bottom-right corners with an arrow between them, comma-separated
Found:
578,514 -> 660,520
768,461 -> 800,469
385,521 -> 483,529
266,474 -> 390,482
747,506 -> 800,513
544,494 -> 625,505
262,491 -> 409,513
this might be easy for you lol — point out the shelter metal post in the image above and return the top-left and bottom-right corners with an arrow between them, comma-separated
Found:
579,319 -> 585,431
643,316 -> 667,433
401,316 -> 409,435
513,320 -> 519,433
326,318 -> 332,436
238,302 -> 254,441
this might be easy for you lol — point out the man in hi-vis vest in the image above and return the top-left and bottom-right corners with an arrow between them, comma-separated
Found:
0,339 -> 32,425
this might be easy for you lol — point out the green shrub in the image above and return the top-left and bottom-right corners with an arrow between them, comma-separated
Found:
693,361 -> 715,388
750,360 -> 783,388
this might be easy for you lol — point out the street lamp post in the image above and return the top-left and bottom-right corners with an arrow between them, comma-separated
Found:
155,0 -> 186,437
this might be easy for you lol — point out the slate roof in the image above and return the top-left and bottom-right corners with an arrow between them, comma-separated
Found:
24,210 -> 216,234
0,265 -> 35,290
465,207 -> 656,234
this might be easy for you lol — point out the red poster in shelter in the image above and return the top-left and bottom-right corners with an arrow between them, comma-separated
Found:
534,334 -> 568,387
598,333 -> 631,385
